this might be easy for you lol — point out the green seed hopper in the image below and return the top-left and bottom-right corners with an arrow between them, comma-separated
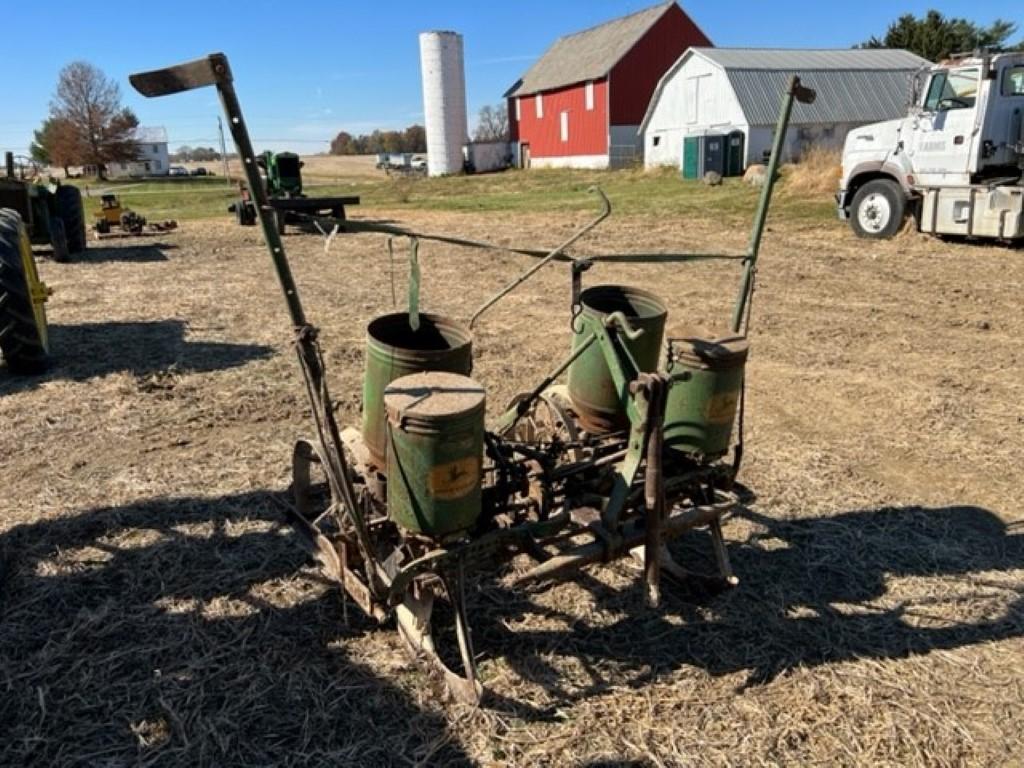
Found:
130,52 -> 813,704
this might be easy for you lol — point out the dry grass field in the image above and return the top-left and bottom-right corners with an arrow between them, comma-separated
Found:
179,154 -> 384,179
1,172 -> 1022,766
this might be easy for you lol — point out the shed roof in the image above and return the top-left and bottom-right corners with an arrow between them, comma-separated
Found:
641,48 -> 931,131
698,48 -> 928,71
505,1 -> 678,98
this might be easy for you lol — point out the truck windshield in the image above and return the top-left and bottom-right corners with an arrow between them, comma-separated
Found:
923,68 -> 979,110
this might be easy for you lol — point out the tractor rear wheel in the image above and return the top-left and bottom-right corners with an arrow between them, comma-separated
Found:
0,208 -> 51,373
50,217 -> 69,263
55,185 -> 87,254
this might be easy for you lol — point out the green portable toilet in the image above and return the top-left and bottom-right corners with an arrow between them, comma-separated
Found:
725,130 -> 745,176
682,136 -> 700,179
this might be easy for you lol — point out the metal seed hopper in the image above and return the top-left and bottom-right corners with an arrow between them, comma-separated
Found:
130,53 -> 813,704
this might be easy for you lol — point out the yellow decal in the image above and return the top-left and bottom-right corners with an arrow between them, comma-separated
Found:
705,390 -> 739,425
428,456 -> 480,500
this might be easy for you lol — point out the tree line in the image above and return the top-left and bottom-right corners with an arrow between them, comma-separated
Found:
329,104 -> 509,155
860,11 -> 1021,60
171,146 -> 222,162
330,126 -> 426,155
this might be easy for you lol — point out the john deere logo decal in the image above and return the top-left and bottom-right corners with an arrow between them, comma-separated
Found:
706,390 -> 739,424
429,456 -> 480,500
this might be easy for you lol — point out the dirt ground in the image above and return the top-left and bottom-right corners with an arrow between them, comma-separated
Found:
1,206 -> 1022,767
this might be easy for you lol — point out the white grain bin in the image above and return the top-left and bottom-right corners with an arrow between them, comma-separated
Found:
419,30 -> 468,177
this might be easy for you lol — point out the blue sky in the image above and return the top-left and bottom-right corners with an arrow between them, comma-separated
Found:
0,1 -> 1016,155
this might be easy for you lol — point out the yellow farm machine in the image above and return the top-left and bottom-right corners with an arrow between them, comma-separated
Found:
93,193 -> 177,237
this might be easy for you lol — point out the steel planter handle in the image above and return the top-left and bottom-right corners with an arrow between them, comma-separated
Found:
129,53 -> 231,96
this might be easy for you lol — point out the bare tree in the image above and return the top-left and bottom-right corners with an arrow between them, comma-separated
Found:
473,104 -> 509,142
330,131 -> 355,155
402,124 -> 426,153
50,61 -> 140,179
31,117 -> 82,177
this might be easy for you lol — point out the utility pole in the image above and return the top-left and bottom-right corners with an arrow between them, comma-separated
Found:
217,115 -> 231,185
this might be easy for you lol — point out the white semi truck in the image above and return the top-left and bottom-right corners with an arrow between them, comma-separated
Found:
838,51 -> 1024,241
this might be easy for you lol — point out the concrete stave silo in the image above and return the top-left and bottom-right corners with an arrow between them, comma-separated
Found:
419,30 -> 468,177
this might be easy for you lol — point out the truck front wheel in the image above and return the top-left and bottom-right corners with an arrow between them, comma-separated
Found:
850,179 -> 905,239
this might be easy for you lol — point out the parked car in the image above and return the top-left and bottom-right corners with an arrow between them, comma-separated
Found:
168,166 -> 189,176
191,167 -> 208,176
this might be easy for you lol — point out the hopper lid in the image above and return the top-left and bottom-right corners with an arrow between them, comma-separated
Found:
668,328 -> 749,369
384,371 -> 485,421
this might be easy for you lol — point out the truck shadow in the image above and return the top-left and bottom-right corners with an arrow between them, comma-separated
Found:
0,490 -> 472,767
0,319 -> 273,395
477,503 -> 1024,718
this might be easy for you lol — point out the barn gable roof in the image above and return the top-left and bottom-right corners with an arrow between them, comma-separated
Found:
505,1 -> 680,98
641,48 -> 931,132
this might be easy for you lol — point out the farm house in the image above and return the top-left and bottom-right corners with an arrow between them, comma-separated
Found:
505,1 -> 710,169
83,126 -> 171,178
640,48 -> 929,173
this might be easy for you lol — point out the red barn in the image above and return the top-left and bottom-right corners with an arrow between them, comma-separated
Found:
505,2 -> 711,169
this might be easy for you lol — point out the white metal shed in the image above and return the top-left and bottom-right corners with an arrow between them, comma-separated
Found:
640,48 -> 930,171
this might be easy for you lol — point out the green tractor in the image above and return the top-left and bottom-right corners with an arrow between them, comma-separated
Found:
229,150 -> 358,233
261,150 -> 303,197
0,151 -> 86,373
0,152 -> 87,263
0,208 -> 52,373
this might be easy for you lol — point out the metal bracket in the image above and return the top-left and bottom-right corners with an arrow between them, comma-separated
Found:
570,257 -> 593,332
470,187 -> 610,329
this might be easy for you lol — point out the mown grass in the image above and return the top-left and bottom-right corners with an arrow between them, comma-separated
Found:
70,177 -> 240,222
64,166 -> 837,228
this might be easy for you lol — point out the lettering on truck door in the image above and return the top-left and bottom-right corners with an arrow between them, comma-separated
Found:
907,67 -> 981,184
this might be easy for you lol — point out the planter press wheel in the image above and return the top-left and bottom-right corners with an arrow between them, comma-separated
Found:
288,438 -> 344,581
292,434 -> 482,703
396,561 -> 483,705
505,385 -> 581,462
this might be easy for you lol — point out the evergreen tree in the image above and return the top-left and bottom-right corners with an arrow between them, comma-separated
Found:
861,11 -> 1021,61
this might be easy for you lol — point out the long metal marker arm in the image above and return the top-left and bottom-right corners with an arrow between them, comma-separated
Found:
131,55 -> 307,327
731,75 -> 816,333
469,187 -> 611,328
129,54 -> 372,573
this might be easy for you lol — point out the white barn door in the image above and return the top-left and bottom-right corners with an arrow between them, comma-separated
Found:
685,76 -> 700,125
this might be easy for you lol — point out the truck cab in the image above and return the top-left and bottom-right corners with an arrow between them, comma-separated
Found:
838,52 -> 1024,240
